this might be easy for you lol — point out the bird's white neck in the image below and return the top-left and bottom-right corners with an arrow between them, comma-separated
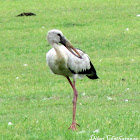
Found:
51,43 -> 60,48
51,43 -> 61,53
51,43 -> 66,60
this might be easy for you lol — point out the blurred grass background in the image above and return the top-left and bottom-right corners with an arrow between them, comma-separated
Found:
0,0 -> 140,139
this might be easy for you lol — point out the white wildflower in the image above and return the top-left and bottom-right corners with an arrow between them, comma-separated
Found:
93,129 -> 99,133
23,64 -> 28,66
107,96 -> 113,100
77,130 -> 85,134
126,88 -> 130,90
8,122 -> 13,126
125,99 -> 128,102
136,14 -> 140,17
82,92 -> 85,96
16,77 -> 19,79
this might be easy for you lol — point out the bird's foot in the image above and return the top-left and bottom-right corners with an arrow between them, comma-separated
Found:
68,121 -> 80,131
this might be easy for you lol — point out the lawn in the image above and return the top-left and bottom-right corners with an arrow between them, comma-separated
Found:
0,0 -> 140,139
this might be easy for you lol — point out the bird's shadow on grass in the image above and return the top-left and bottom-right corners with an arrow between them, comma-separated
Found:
55,22 -> 90,28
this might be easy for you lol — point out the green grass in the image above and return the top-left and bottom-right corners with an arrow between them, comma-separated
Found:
0,0 -> 140,139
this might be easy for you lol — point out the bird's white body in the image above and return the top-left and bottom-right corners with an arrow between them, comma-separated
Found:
46,44 -> 91,79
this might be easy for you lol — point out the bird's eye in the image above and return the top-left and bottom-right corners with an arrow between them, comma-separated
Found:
57,33 -> 61,37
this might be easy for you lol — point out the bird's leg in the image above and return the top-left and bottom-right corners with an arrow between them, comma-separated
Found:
73,80 -> 78,104
66,77 -> 80,130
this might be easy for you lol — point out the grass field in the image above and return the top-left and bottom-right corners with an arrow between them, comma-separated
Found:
0,0 -> 140,139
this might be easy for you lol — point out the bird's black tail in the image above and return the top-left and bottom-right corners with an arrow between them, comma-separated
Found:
87,74 -> 99,79
86,61 -> 99,80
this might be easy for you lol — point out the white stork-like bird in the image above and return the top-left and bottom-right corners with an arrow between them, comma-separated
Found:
46,29 -> 99,130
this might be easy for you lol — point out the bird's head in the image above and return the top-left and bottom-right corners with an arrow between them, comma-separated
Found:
47,29 -> 63,45
47,29 -> 82,59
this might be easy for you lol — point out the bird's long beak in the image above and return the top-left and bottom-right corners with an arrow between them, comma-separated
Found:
60,36 -> 82,59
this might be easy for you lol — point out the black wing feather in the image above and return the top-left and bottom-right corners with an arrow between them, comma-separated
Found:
86,61 -> 99,79
69,61 -> 99,80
